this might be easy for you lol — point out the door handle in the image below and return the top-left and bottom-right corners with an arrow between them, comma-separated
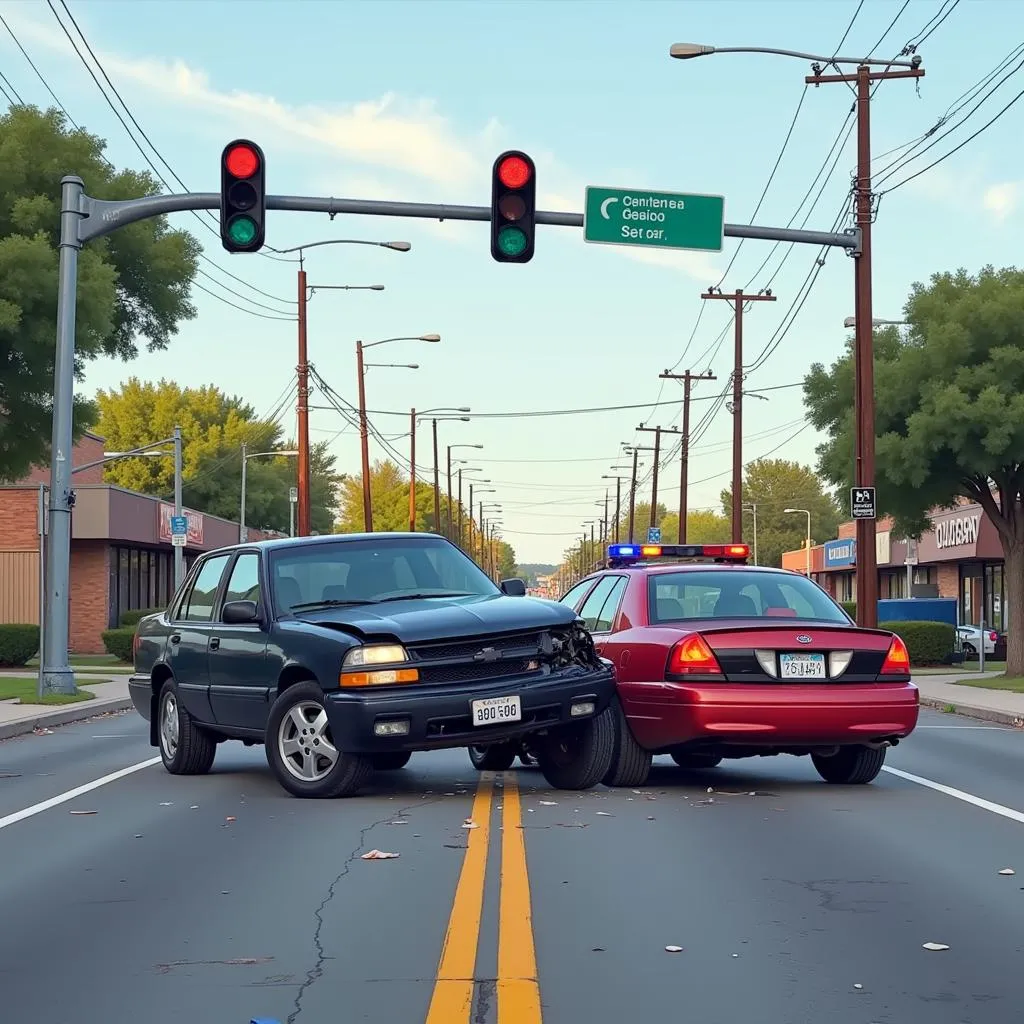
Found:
170,633 -> 181,645
209,637 -> 221,651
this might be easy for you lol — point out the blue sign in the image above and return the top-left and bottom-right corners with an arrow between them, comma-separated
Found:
170,515 -> 188,536
647,527 -> 662,543
824,538 -> 856,568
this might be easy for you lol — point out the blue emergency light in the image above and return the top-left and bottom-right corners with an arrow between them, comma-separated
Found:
607,542 -> 750,566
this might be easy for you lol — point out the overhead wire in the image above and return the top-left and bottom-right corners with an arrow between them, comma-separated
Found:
0,65 -> 23,104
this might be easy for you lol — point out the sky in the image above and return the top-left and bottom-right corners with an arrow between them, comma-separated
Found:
2,0 -> 1023,564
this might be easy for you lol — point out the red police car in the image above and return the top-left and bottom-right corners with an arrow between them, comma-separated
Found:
557,542 -> 919,787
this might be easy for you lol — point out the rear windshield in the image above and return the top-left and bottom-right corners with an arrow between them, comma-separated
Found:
647,570 -> 850,625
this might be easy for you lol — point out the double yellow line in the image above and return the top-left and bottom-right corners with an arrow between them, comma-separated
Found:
425,770 -> 542,1024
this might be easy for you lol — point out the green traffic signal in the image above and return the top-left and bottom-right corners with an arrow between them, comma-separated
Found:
497,226 -> 527,258
227,215 -> 258,248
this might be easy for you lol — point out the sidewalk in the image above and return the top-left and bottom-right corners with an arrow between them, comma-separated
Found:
0,676 -> 134,740
913,671 -> 1024,727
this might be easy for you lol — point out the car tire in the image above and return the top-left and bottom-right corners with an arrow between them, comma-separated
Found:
468,744 -> 518,771
157,678 -> 216,776
536,707 -> 616,791
670,752 -> 722,770
811,744 -> 886,784
963,642 -> 977,656
602,702 -> 652,787
369,752 -> 412,771
265,681 -> 373,798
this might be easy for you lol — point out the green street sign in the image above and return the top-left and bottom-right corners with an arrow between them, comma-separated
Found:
583,187 -> 725,253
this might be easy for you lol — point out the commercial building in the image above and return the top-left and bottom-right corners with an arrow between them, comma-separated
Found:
0,431 -> 284,653
782,500 -> 1006,630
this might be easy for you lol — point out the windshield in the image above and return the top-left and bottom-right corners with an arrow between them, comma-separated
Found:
647,569 -> 851,625
268,537 -> 499,612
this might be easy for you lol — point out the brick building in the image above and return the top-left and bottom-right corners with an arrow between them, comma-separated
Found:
0,431 -> 283,653
782,499 -> 1007,630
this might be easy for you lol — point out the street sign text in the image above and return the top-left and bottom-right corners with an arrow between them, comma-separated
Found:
850,487 -> 876,520
584,187 -> 724,253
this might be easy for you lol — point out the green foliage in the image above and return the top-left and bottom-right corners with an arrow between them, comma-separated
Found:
95,379 -> 339,534
804,265 -> 1024,675
0,107 -> 199,481
720,458 -> 841,567
119,607 -> 164,627
840,601 -> 857,619
0,624 -> 40,667
101,627 -> 135,663
881,620 -> 955,665
517,563 -> 557,586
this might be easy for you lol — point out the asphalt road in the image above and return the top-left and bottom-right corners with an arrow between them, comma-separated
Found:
2,707 -> 1024,1024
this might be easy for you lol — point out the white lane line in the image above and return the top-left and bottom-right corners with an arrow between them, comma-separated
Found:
882,766 -> 1024,824
0,756 -> 161,831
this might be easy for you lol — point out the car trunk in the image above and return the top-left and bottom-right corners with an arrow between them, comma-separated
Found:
697,621 -> 896,684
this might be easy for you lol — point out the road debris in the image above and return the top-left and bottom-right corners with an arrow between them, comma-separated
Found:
999,867 -> 1016,875
69,809 -> 97,816
361,849 -> 399,860
539,800 -> 558,806
463,818 -> 478,829
595,811 -> 613,816
853,983 -> 863,990
665,945 -> 684,953
922,942 -> 950,951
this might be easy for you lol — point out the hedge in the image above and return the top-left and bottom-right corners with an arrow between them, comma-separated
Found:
879,619 -> 955,665
0,624 -> 40,667
119,607 -> 164,627
101,627 -> 136,663
840,601 -> 857,619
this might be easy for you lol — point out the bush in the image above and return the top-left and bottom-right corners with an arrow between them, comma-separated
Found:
0,624 -> 40,667
119,607 -> 164,627
880,620 -> 955,665
101,627 -> 136,663
840,601 -> 857,619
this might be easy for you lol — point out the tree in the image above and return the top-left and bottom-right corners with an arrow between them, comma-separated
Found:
94,378 -> 338,533
803,265 -> 1024,676
335,460 -> 449,534
720,458 -> 841,568
0,106 -> 199,481
609,502 -> 731,547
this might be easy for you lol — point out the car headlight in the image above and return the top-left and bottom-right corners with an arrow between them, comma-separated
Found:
340,644 -> 419,688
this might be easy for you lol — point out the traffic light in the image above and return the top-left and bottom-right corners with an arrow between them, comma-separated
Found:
490,150 -> 535,263
220,139 -> 266,253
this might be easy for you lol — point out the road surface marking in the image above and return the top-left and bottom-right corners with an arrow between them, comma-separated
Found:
424,772 -> 494,1024
498,771 -> 542,1024
883,766 -> 1024,824
0,756 -> 161,832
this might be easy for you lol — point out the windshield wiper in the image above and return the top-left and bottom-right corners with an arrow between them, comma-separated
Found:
288,598 -> 376,611
370,592 -> 476,604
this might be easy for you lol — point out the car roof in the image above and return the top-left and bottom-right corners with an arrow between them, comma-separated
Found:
608,562 -> 800,577
210,532 -> 449,555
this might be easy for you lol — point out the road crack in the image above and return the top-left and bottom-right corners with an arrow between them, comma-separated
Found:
287,797 -> 442,1024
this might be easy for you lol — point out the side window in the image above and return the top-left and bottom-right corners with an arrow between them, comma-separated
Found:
592,576 -> 628,632
739,583 -> 763,614
559,579 -> 595,610
777,581 -> 817,618
577,576 -> 619,630
224,553 -> 261,610
181,555 -> 230,622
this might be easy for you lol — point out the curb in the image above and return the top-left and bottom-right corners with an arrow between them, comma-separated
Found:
0,697 -> 135,741
919,695 -> 1024,728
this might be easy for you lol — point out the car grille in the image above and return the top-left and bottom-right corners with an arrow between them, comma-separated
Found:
407,628 -> 572,685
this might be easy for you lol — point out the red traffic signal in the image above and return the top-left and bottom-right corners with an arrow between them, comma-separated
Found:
220,140 -> 266,253
491,150 -> 535,263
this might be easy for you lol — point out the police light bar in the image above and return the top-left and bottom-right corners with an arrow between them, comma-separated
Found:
607,542 -> 750,565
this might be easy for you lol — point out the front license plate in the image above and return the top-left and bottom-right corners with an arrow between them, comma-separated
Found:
471,695 -> 522,726
779,653 -> 826,679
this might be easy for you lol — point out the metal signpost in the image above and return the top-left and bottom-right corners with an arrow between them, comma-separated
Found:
289,486 -> 298,537
583,187 -> 725,252
39,165 -> 860,696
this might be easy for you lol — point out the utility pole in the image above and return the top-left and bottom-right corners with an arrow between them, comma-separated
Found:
659,370 -> 716,542
638,426 -> 682,530
446,446 -> 453,540
239,441 -> 248,544
625,446 -> 654,542
408,408 -> 416,532
701,288 -> 777,542
806,61 -> 925,628
355,339 -> 373,532
172,425 -> 183,590
432,419 -> 441,534
296,264 -> 311,537
614,477 -> 620,542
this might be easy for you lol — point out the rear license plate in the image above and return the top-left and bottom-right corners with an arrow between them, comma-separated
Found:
471,695 -> 522,726
779,653 -> 826,679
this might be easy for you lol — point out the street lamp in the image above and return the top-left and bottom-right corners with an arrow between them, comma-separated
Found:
241,446 -> 299,543
469,486 -> 495,561
407,407 -> 471,532
446,443 -> 483,539
357,334 -> 441,531
784,507 -> 812,577
669,41 -> 924,629
457,467 -> 486,548
843,316 -> 908,329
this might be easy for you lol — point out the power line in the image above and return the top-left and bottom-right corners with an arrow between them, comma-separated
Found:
903,0 -> 961,51
0,66 -> 23,104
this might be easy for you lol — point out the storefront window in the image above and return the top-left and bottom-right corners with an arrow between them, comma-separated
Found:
985,563 -> 1005,632
112,546 -> 175,626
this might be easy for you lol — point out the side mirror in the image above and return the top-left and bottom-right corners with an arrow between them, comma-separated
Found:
222,599 -> 259,624
500,578 -> 527,597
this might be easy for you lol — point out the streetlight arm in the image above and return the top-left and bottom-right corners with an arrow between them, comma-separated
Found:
669,42 -> 921,68
270,239 -> 412,255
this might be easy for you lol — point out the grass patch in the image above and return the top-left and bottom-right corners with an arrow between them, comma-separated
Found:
0,676 -> 96,704
954,674 -> 1024,693
25,653 -> 128,668
913,661 -> 1006,675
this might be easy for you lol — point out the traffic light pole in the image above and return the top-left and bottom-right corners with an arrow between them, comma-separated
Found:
42,176 -> 861,696
296,265 -> 312,537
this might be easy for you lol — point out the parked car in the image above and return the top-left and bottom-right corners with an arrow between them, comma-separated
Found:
554,542 -> 919,787
128,533 -> 618,798
957,624 -> 998,657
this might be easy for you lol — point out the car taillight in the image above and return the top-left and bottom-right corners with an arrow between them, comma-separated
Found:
989,631 -> 998,642
667,634 -> 722,676
132,631 -> 141,659
880,634 -> 910,674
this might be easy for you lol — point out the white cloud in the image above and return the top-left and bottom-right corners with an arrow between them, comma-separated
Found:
983,181 -> 1023,222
